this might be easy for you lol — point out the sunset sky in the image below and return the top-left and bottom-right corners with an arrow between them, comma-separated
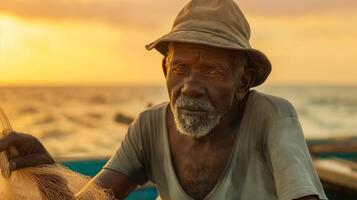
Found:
0,0 -> 356,86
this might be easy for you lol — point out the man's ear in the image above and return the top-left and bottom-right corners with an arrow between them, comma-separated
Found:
162,58 -> 168,77
235,68 -> 255,100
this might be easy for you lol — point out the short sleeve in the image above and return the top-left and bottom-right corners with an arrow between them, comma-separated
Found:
268,117 -> 328,200
103,115 -> 148,185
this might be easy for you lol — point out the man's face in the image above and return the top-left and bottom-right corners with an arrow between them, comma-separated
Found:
164,42 -> 245,138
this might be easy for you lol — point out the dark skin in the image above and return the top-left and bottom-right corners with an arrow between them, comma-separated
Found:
0,42 -> 320,200
163,42 -> 252,199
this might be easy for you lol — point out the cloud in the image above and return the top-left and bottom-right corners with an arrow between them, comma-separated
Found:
0,0 -> 186,29
0,0 -> 356,29
238,0 -> 357,15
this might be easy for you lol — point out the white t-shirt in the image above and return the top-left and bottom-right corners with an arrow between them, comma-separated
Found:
104,90 -> 328,200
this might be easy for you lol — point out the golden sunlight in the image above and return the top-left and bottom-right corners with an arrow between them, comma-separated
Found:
0,14 -> 164,86
0,0 -> 356,86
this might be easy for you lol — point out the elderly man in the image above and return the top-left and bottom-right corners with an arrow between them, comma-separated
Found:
0,0 -> 327,199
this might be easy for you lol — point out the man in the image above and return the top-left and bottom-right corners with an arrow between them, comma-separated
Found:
0,0 -> 327,199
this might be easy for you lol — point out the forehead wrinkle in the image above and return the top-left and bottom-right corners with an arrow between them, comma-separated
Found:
173,48 -> 202,66
171,43 -> 232,69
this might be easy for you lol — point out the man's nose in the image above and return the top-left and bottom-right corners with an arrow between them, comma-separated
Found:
181,76 -> 205,98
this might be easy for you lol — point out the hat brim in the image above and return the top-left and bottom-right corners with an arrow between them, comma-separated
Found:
145,30 -> 271,87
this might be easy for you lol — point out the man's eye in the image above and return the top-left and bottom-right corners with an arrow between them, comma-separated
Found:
172,64 -> 186,73
206,69 -> 224,76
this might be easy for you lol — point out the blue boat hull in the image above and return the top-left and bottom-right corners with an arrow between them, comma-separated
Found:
60,157 -> 158,200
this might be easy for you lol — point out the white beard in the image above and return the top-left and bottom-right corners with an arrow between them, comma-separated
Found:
170,94 -> 227,138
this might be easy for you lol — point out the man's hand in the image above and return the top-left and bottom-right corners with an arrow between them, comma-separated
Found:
0,132 -> 72,199
0,131 -> 54,171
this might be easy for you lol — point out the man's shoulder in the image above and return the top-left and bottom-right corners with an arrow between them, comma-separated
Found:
250,90 -> 298,119
136,101 -> 169,124
126,102 -> 168,143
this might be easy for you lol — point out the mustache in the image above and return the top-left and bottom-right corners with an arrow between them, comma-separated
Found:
174,95 -> 215,112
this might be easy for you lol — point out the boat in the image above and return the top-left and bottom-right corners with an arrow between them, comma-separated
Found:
307,136 -> 357,200
307,136 -> 357,161
57,136 -> 357,200
58,156 -> 158,200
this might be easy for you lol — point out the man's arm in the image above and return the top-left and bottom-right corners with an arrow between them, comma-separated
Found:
267,115 -> 327,200
76,169 -> 138,200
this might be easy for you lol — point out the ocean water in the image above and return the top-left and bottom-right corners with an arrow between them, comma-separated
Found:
0,86 -> 356,157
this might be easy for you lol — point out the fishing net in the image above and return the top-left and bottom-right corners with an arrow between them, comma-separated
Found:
0,106 -> 113,200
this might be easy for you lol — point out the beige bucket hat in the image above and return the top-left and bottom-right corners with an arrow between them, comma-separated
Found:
146,0 -> 271,87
